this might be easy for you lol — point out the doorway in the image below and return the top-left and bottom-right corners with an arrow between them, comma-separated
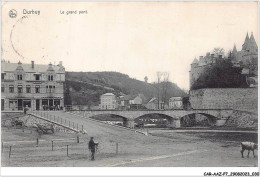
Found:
18,99 -> 23,110
36,99 -> 40,110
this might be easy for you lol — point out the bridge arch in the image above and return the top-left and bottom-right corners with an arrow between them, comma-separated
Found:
179,113 -> 218,127
89,113 -> 130,127
134,113 -> 177,128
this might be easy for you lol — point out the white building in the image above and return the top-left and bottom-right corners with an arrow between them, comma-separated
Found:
99,93 -> 117,110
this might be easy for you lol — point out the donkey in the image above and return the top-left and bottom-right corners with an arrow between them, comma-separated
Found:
241,142 -> 258,158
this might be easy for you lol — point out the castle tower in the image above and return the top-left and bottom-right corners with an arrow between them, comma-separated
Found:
242,32 -> 250,50
247,32 -> 258,54
190,58 -> 199,88
232,44 -> 237,54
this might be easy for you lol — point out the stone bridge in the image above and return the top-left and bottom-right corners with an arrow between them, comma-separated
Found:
72,109 -> 234,128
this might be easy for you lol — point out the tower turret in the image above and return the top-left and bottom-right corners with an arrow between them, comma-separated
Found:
242,32 -> 250,50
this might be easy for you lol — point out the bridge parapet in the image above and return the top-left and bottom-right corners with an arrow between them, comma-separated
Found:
74,109 -> 234,121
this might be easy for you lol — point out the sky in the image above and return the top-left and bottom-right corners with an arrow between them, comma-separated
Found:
1,2 -> 258,90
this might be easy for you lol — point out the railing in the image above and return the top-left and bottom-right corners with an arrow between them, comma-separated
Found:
29,110 -> 86,134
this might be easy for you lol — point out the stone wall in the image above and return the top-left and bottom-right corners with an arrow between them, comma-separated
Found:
190,88 -> 257,113
225,110 -> 258,129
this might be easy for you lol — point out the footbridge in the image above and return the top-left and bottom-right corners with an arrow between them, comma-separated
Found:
72,109 -> 234,128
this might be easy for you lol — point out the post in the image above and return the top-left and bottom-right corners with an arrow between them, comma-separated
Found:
77,124 -> 78,130
61,118 -> 62,124
77,136 -> 79,143
9,146 -> 11,158
52,141 -> 54,151
54,115 -> 55,122
36,138 -> 39,146
82,125 -> 83,132
116,143 -> 118,155
67,145 -> 69,156
65,119 -> 66,125
69,121 -> 70,127
73,122 -> 74,129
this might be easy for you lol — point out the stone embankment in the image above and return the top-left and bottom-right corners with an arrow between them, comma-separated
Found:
190,88 -> 258,128
225,110 -> 258,129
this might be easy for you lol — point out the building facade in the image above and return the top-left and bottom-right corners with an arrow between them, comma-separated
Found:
145,97 -> 165,110
190,33 -> 258,88
118,94 -> 145,109
99,93 -> 117,110
169,97 -> 183,109
1,61 -> 65,111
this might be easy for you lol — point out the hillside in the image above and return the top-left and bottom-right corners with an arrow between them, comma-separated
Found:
64,72 -> 187,106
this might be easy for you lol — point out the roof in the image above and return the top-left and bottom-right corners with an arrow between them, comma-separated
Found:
119,94 -> 146,102
242,33 -> 250,50
1,61 -> 65,73
192,58 -> 199,64
169,97 -> 182,101
102,93 -> 115,96
147,97 -> 157,103
232,44 -> 237,54
120,94 -> 138,101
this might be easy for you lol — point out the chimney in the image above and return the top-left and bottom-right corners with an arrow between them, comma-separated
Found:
31,61 -> 34,69
219,55 -> 222,59
59,61 -> 63,66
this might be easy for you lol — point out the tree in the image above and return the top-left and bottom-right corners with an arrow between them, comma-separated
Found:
161,72 -> 170,109
212,48 -> 225,57
144,76 -> 148,83
191,59 -> 247,90
156,72 -> 163,109
155,72 -> 170,109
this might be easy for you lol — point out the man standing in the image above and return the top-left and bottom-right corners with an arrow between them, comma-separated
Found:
88,137 -> 98,160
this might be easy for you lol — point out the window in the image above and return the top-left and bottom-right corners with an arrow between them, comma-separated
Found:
49,85 -> 53,93
48,75 -> 53,81
35,75 -> 40,81
46,85 -> 53,93
18,85 -> 23,93
35,85 -> 40,93
1,86 -> 4,93
17,74 -> 22,80
46,85 -> 55,93
1,73 -> 5,80
26,85 -> 31,93
9,85 -> 14,93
